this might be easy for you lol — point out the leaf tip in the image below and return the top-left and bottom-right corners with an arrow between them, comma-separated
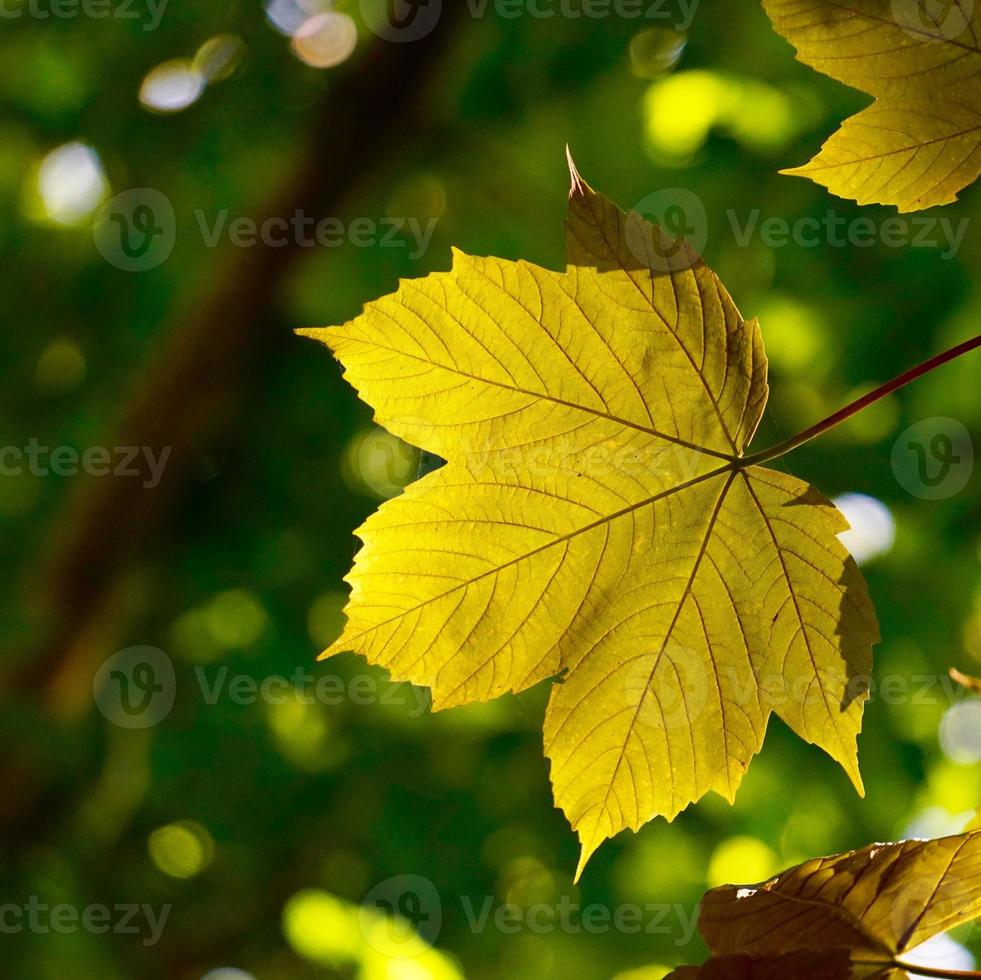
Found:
318,635 -> 350,661
573,834 -> 602,884
566,145 -> 587,199
297,326 -> 342,351
297,324 -> 351,356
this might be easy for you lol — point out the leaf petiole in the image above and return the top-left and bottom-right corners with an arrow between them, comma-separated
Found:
739,334 -> 981,468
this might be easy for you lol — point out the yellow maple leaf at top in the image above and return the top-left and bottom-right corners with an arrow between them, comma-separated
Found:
764,0 -> 981,211
301,154 -> 879,878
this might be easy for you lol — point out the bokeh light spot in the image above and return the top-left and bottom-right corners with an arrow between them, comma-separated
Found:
193,34 -> 246,83
385,174 -> 448,223
643,71 -> 801,163
779,788 -> 843,860
613,824 -> 706,902
360,944 -> 463,980
149,820 -> 214,879
292,12 -> 359,69
940,700 -> 981,764
755,297 -> 829,377
916,760 -> 981,818
171,590 -> 268,663
204,590 -> 268,649
140,59 -> 206,113
902,806 -> 976,840
36,338 -> 86,394
500,935 -> 554,978
644,71 -> 721,160
266,695 -> 345,773
905,934 -> 976,977
499,856 -> 556,908
833,493 -> 896,565
283,889 -> 363,968
707,836 -> 778,888
726,82 -> 796,150
35,141 -> 108,226
629,27 -> 686,78
265,0 -> 327,36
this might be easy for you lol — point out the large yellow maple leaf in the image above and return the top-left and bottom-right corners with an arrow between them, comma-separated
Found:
764,0 -> 981,211
302,156 -> 879,877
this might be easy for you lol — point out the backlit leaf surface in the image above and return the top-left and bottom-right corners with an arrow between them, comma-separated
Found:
764,0 -> 981,211
302,156 -> 879,875
668,831 -> 981,978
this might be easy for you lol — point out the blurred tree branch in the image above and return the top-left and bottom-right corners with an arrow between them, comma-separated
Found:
1,9 -> 466,828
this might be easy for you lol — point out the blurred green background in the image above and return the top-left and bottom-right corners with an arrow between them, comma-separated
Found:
1,1 -> 979,977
